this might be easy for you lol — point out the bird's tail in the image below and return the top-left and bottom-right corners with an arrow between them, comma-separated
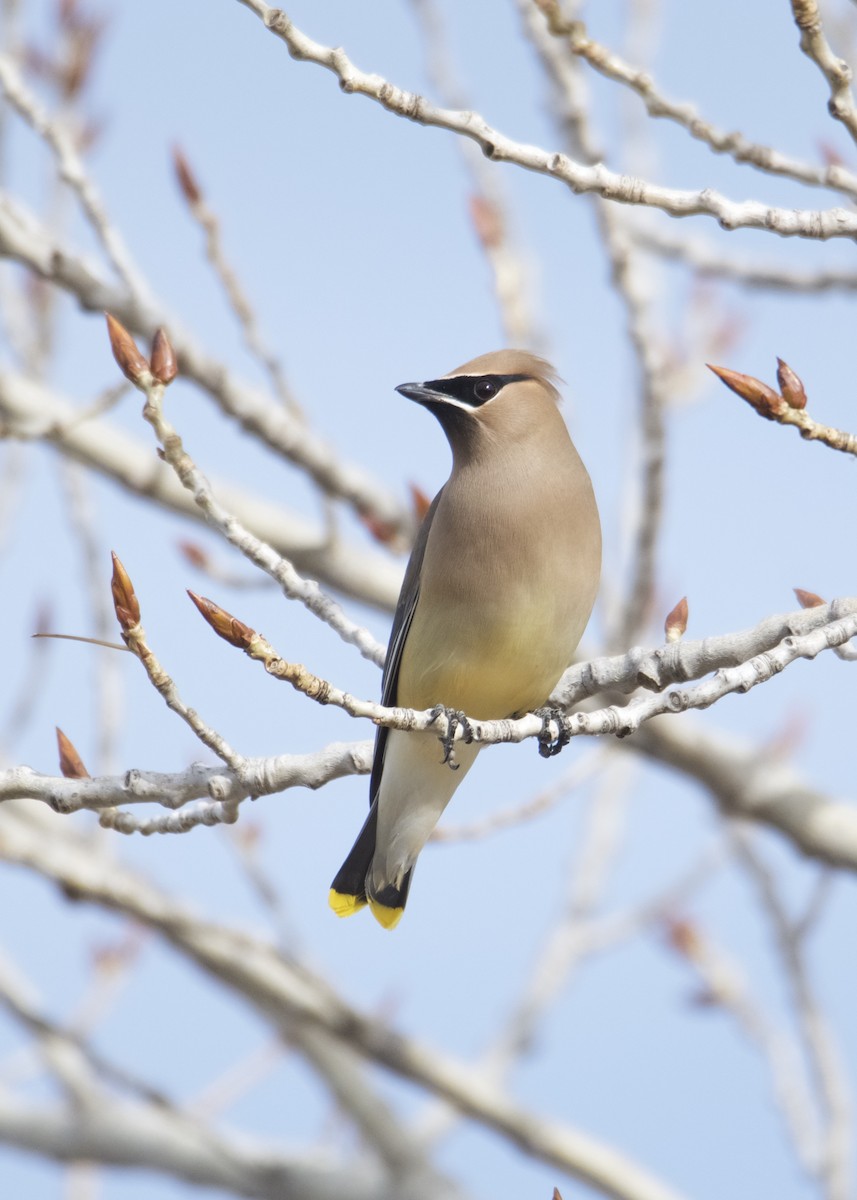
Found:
367,872 -> 413,930
328,802 -> 413,930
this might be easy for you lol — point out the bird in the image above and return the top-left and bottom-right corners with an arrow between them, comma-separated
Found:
329,349 -> 601,929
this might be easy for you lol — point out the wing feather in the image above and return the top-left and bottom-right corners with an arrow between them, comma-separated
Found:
368,487 -> 443,804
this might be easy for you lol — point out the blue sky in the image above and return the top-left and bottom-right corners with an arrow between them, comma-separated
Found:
1,2 -> 856,1199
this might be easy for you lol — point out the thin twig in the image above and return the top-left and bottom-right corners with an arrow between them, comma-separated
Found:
519,0 -> 668,646
731,827 -> 853,1199
0,741 -> 374,832
139,364 -> 387,665
633,225 -> 857,293
409,0 -> 543,349
0,192 -> 415,542
202,598 -> 857,756
173,148 -> 304,420
3,600 -> 857,867
235,2 -> 857,241
0,799 -> 691,1200
0,53 -> 148,296
791,0 -> 857,149
58,462 -> 124,773
489,757 -> 632,1069
534,0 -> 857,200
708,361 -> 857,457
0,365 -> 401,610
431,746 -> 605,842
665,909 -> 823,1176
116,610 -> 246,775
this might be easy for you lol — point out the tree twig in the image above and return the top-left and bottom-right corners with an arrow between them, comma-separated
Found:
235,3 -> 857,240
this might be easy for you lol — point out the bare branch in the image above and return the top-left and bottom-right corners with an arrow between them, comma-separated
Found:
189,598 -> 857,754
431,746 -> 605,842
0,1095 -> 441,1200
518,0 -> 668,645
5,603 -> 855,870
490,759 -> 631,1069
235,3 -> 857,240
0,192 -> 414,540
664,912 -> 824,1178
731,829 -> 853,1199
0,53 -> 148,295
0,742 -> 373,832
555,599 -> 857,704
709,361 -> 857,457
171,146 -> 304,420
126,343 -> 386,663
0,368 -> 401,611
409,0 -> 544,349
791,0 -> 857,148
0,800 -> 690,1200
108,552 -> 246,773
632,717 -> 857,873
633,224 -> 857,292
533,0 -> 857,200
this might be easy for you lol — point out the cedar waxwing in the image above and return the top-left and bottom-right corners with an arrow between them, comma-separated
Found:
329,350 -> 601,929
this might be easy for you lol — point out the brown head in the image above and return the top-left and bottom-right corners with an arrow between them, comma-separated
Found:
395,349 -> 568,459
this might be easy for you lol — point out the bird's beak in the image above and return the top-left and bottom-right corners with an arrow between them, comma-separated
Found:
395,381 -> 445,406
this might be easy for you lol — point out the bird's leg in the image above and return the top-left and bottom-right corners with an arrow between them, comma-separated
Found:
428,704 -> 474,770
535,707 -> 572,758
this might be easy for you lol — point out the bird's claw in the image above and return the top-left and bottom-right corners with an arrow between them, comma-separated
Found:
428,705 -> 474,770
536,707 -> 572,758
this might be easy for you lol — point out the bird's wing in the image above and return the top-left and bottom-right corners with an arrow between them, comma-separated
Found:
369,487 -> 444,804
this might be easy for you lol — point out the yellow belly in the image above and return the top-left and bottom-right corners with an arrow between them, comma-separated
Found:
398,605 -> 575,720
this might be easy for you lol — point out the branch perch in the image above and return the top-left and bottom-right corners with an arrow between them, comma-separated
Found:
235,3 -> 857,240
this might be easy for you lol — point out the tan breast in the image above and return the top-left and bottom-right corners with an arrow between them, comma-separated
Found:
397,420 -> 600,719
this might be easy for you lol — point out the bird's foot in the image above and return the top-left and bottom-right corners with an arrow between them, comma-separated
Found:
535,707 -> 572,758
428,705 -> 474,770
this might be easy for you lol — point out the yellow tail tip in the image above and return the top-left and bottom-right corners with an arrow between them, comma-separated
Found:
368,896 -> 404,930
328,888 -> 367,918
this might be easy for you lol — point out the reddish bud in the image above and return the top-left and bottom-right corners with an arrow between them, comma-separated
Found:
794,588 -> 825,609
469,194 -> 504,249
553,1191 -> 564,1200
178,541 -> 210,569
56,4 -> 107,99
110,552 -> 141,632
56,727 -> 90,778
172,145 -> 203,206
707,363 -> 784,420
150,328 -> 178,385
818,140 -> 846,168
409,482 -> 433,524
776,358 -> 807,410
664,596 -> 688,643
235,821 -> 262,851
187,591 -> 255,649
765,709 -> 808,760
62,55 -> 88,102
105,313 -> 150,384
92,945 -> 120,972
90,929 -> 143,973
78,119 -> 104,155
665,917 -> 703,961
359,512 -> 400,546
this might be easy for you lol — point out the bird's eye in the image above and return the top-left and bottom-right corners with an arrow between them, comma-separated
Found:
473,379 -> 498,403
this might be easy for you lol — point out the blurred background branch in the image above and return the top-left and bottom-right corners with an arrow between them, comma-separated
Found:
0,3 -> 854,1199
